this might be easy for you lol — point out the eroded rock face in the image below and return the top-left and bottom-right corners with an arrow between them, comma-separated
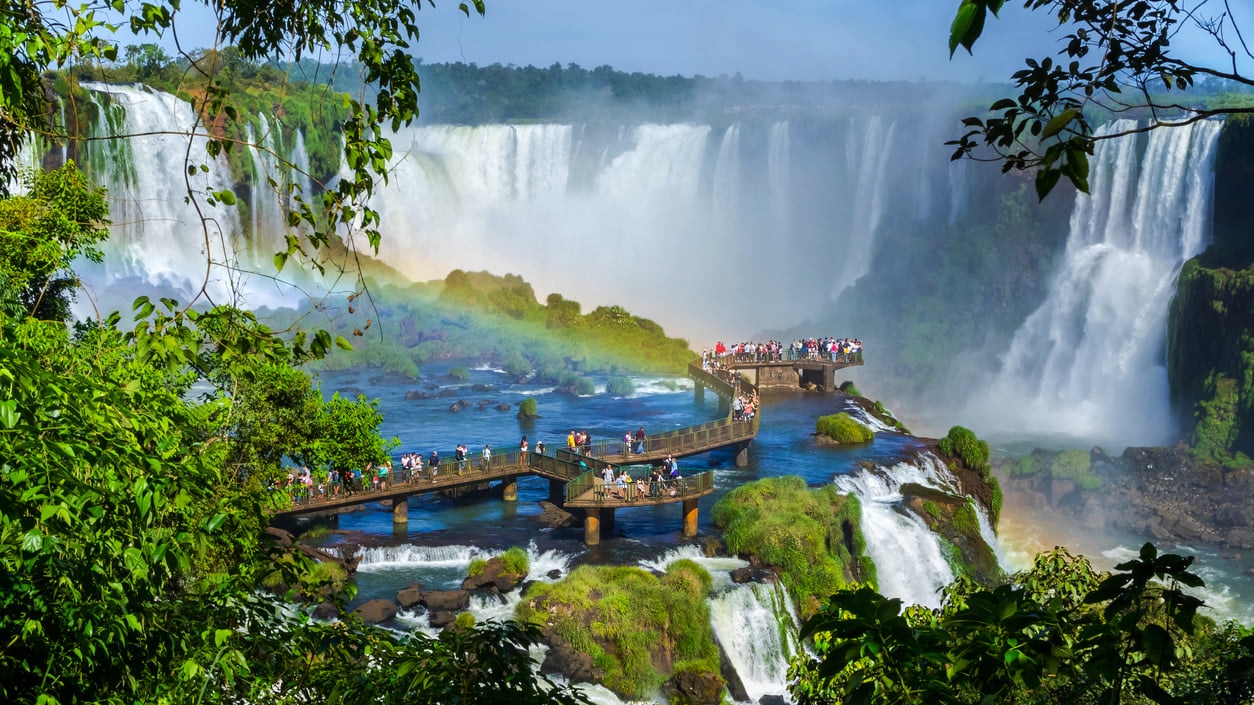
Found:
538,628 -> 604,684
421,589 -> 470,612
396,584 -> 423,609
461,556 -> 527,592
535,500 -> 577,529
997,444 -> 1254,549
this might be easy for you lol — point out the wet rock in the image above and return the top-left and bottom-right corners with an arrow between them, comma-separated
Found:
437,388 -> 459,398
428,610 -> 457,630
536,500 -> 577,529
1226,528 -> 1254,549
546,568 -> 563,580
449,399 -> 472,413
539,629 -> 603,684
312,602 -> 339,620
421,589 -> 470,612
404,390 -> 429,400
462,556 -> 526,593
495,403 -> 512,411
759,696 -> 788,705
354,599 -> 397,624
730,567 -> 754,584
472,383 -> 494,392
477,399 -> 494,409
264,526 -> 294,548
396,584 -> 423,609
661,669 -> 724,705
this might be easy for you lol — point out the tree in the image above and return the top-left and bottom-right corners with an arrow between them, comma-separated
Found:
789,543 -> 1254,705
948,0 -> 1254,199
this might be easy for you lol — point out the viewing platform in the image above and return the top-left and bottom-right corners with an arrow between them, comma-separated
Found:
715,351 -> 863,391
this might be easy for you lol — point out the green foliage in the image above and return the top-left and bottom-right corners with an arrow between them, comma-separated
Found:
0,162 -> 109,321
839,380 -> 861,397
1049,448 -> 1101,490
606,376 -> 635,396
950,501 -> 980,538
937,425 -> 991,479
449,365 -> 470,381
468,557 -> 488,578
713,477 -> 868,615
1192,372 -> 1243,463
1010,453 -> 1041,475
500,351 -> 532,376
816,413 -> 874,444
500,546 -> 530,577
988,476 -> 1003,527
791,543 -> 1232,705
518,396 -> 539,418
922,500 -> 941,520
454,611 -> 477,630
517,563 -> 720,699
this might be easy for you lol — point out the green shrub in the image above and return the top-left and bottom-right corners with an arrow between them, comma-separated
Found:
448,366 -> 470,381
467,557 -> 487,578
1050,449 -> 1101,490
518,397 -> 538,418
299,524 -> 333,541
712,477 -> 867,615
923,501 -> 941,520
571,376 -> 596,396
816,413 -> 874,444
839,381 -> 861,397
500,546 -> 529,577
454,611 -> 477,630
516,563 -> 720,699
938,426 -> 991,479
952,501 -> 980,538
1010,454 -> 1042,475
500,352 -> 531,377
606,376 -> 635,396
989,476 -> 1003,526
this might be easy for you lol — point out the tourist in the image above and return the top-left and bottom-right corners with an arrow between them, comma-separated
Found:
636,474 -> 649,498
536,439 -> 546,455
410,453 -> 423,484
455,444 -> 467,474
519,435 -> 528,455
567,430 -> 577,452
481,444 -> 491,471
428,450 -> 439,481
614,470 -> 628,500
635,427 -> 646,454
622,430 -> 633,454
378,461 -> 389,490
601,464 -> 614,488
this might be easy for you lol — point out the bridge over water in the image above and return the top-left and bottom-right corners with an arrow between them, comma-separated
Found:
272,354 -> 861,544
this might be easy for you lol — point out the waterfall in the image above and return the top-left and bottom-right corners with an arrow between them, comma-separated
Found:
767,121 -> 791,231
975,119 -> 1223,445
712,123 -> 742,221
833,453 -> 958,608
709,582 -> 800,702
245,115 -> 315,258
833,115 -> 897,299
947,158 -> 967,224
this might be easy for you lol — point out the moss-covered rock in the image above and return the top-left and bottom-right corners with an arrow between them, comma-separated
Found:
515,561 -> 721,700
711,476 -> 869,616
815,412 -> 874,445
938,425 -> 991,480
901,484 -> 1001,585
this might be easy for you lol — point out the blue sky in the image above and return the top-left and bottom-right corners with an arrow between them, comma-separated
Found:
155,0 -> 1247,84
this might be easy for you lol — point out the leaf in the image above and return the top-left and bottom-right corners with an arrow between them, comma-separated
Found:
273,251 -> 288,273
1042,109 -> 1077,138
1035,168 -> 1062,200
949,1 -> 982,57
216,189 -> 236,206
0,399 -> 18,429
204,512 -> 226,533
334,335 -> 353,351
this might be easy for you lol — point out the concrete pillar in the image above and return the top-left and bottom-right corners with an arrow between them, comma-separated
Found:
584,508 -> 601,545
682,499 -> 699,537
695,383 -> 705,405
602,508 -> 616,535
825,365 -> 836,393
392,495 -> 408,524
502,476 -> 517,502
735,442 -> 750,467
549,478 -> 565,504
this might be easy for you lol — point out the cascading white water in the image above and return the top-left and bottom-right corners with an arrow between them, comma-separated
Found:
833,115 -> 897,299
708,581 -> 800,703
245,114 -> 314,258
833,453 -> 958,608
972,119 -> 1223,446
767,121 -> 791,231
711,123 -> 742,221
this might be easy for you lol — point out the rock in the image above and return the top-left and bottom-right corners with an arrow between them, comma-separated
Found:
540,629 -> 603,684
717,634 -> 750,703
477,399 -> 493,409
449,399 -> 472,413
730,567 -> 754,584
404,389 -> 429,400
264,526 -> 294,548
421,589 -> 470,612
1226,528 -> 1254,549
546,568 -> 563,580
472,384 -> 494,392
536,500 -> 577,529
428,610 -> 457,630
312,602 -> 339,620
1049,477 -> 1076,505
661,669 -> 724,705
354,599 -> 397,624
437,388 -> 459,398
396,584 -> 423,609
495,403 -> 511,411
462,556 -> 526,593
759,696 -> 788,705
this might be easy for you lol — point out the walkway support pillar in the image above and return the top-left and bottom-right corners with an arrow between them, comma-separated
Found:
584,508 -> 601,545
735,441 -> 750,467
695,383 -> 705,405
502,475 -> 518,502
825,366 -> 836,392
682,499 -> 699,537
549,478 -> 565,503
392,495 -> 409,524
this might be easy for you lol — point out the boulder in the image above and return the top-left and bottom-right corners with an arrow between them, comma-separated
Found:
404,390 -> 429,400
264,526 -> 294,548
437,388 -> 459,398
396,584 -> 423,609
428,610 -> 457,630
496,403 -> 512,411
759,696 -> 788,705
661,669 -> 724,705
730,567 -> 754,584
421,589 -> 470,612
462,556 -> 527,593
312,602 -> 339,620
536,500 -> 577,529
539,629 -> 603,684
449,399 -> 472,413
546,569 -> 563,580
354,599 -> 397,624
1225,528 -> 1254,549
472,384 -> 494,392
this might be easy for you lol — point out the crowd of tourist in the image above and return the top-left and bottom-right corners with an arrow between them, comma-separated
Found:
598,455 -> 682,501
703,337 -> 864,365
